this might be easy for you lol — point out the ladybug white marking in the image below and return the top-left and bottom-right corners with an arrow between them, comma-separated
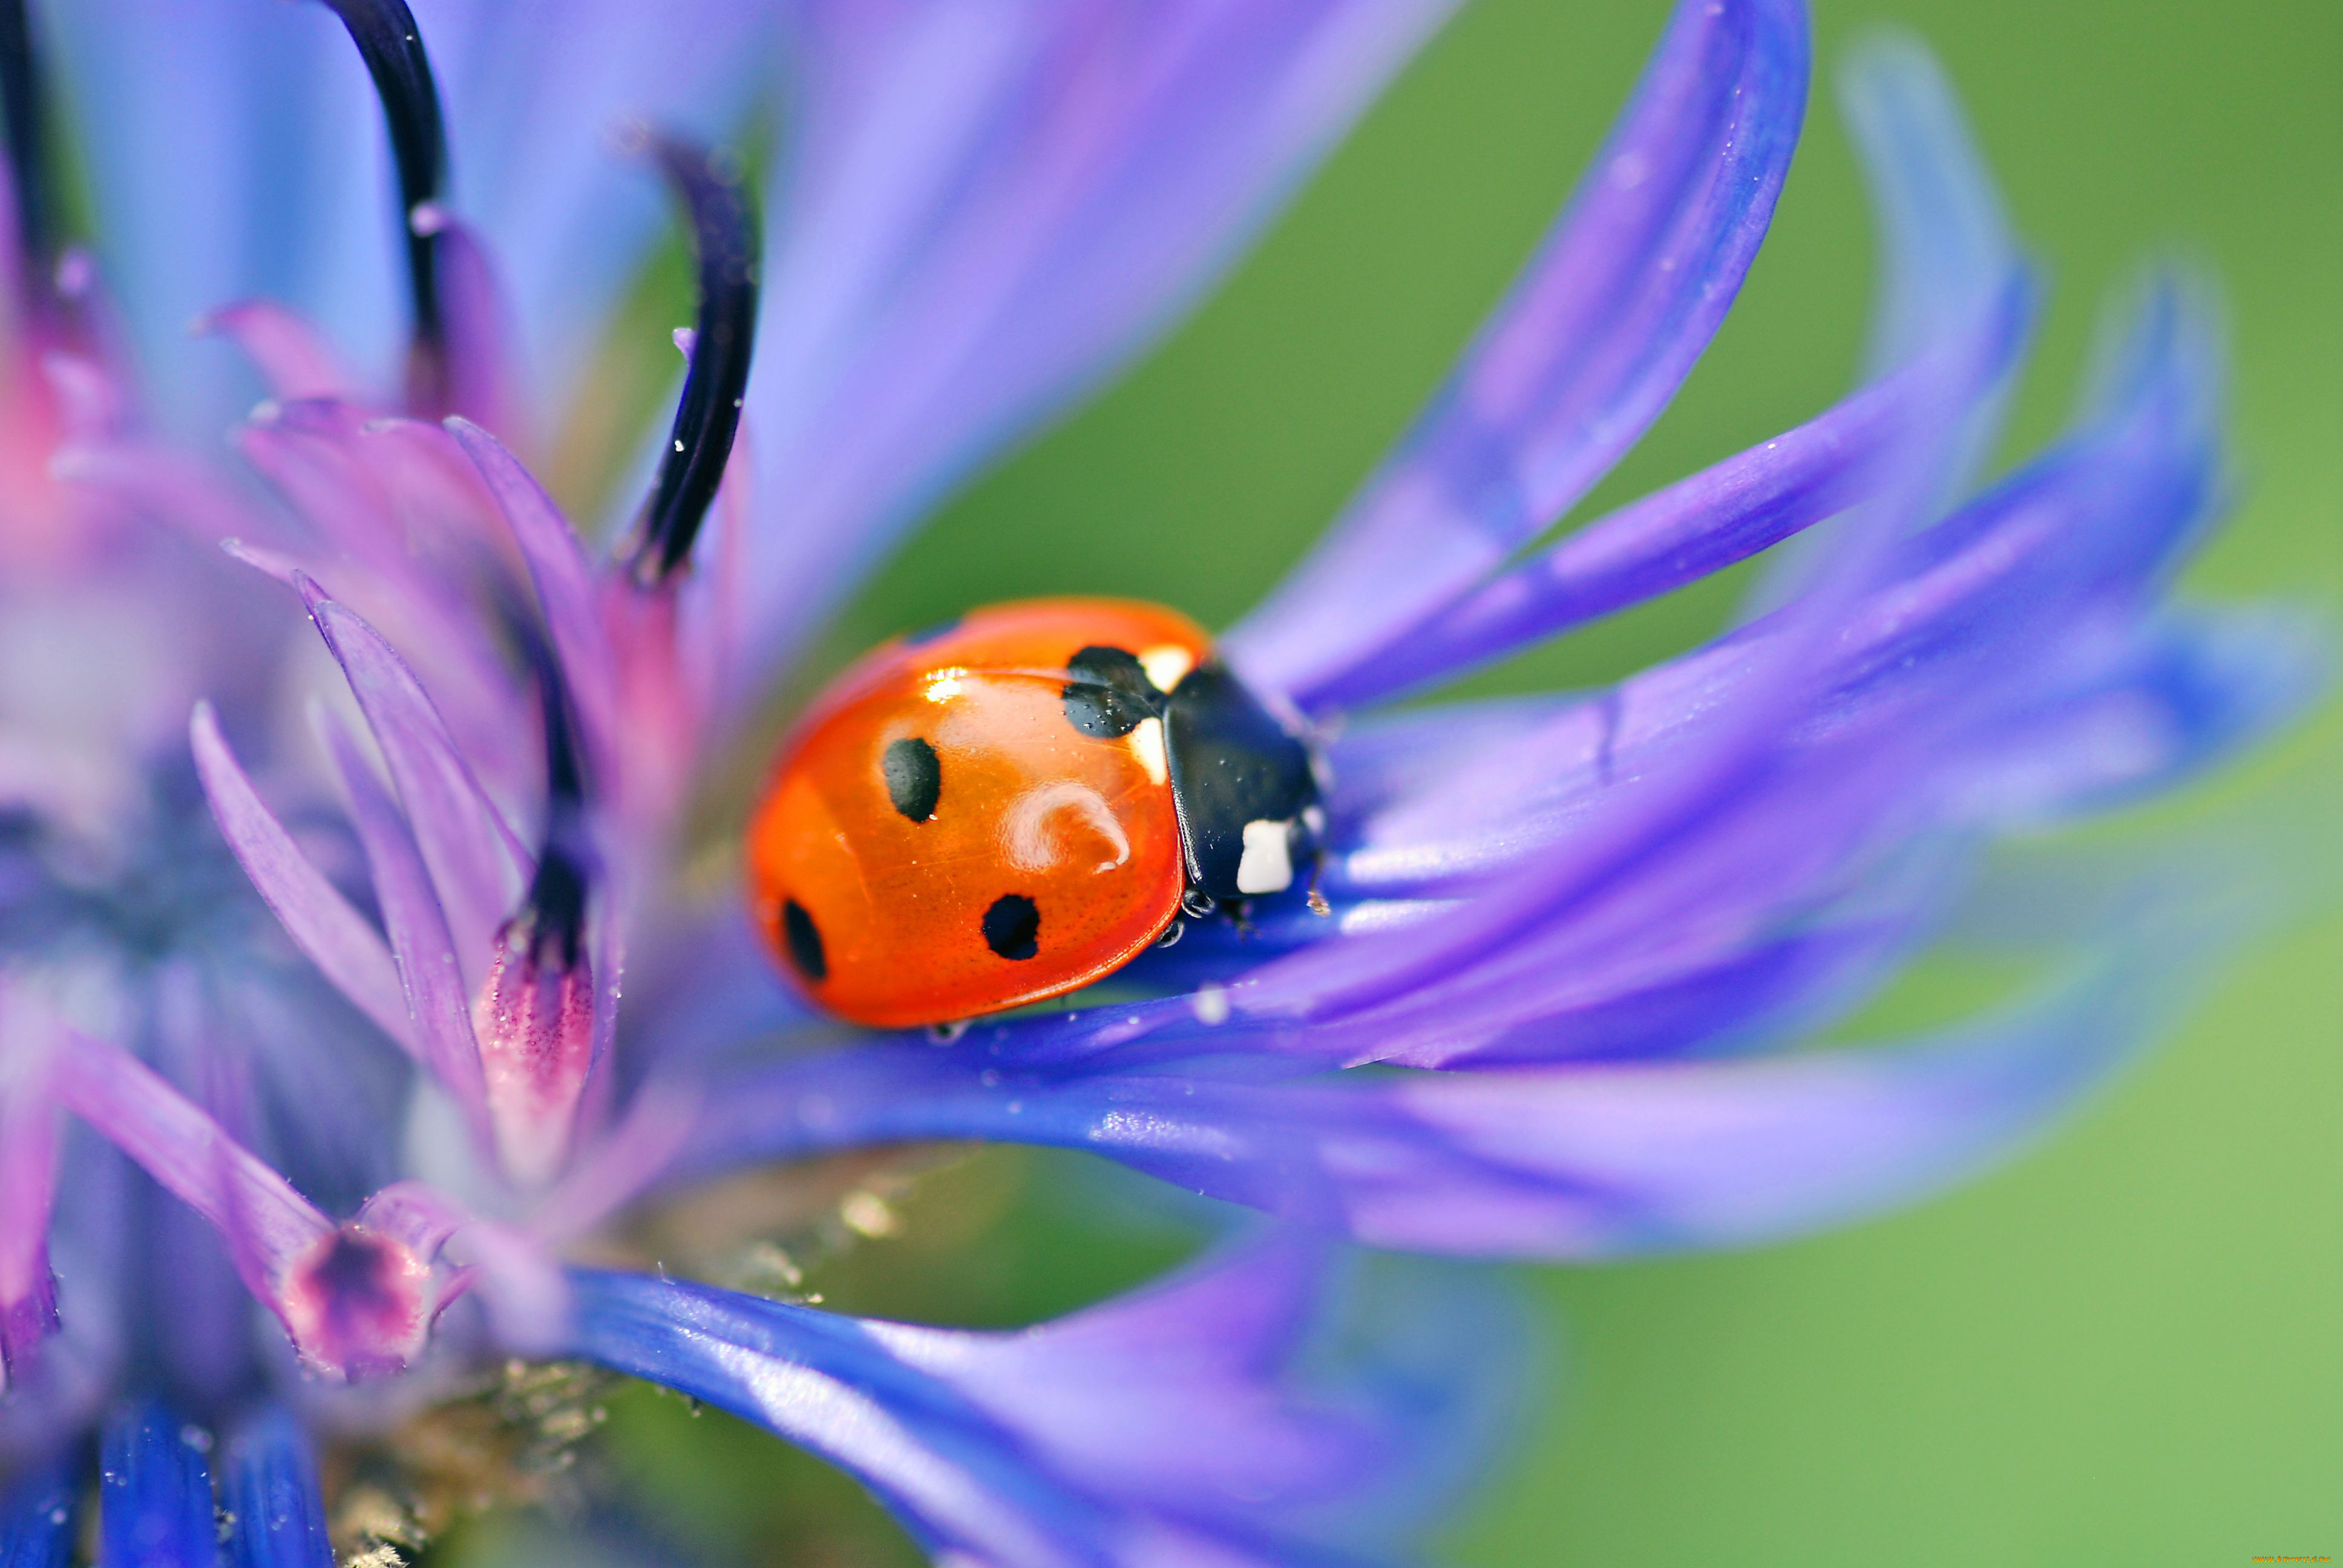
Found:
1236,818 -> 1295,895
1129,716 -> 1168,785
1139,644 -> 1195,693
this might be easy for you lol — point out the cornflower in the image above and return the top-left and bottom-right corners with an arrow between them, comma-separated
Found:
0,1 -> 2314,1564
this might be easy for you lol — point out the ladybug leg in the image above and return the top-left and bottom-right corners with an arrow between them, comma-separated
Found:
1153,918 -> 1185,949
1180,886 -> 1217,920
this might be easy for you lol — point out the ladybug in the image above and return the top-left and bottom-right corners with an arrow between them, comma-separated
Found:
747,597 -> 1324,1028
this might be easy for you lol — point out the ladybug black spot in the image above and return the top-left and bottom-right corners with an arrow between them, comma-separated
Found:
1061,645 -> 1161,739
781,899 -> 827,983
882,736 -> 942,822
981,893 -> 1041,961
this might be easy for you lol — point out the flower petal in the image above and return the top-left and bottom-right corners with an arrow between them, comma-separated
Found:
1225,0 -> 1809,704
0,1455 -> 77,1568
221,1410 -> 335,1568
443,416 -> 620,762
564,1235 -> 1519,1566
416,211 -> 522,439
321,716 -> 491,1121
1311,274 -> 2032,708
675,927 -> 2204,1258
100,1400 -> 220,1568
1841,33 -> 2018,387
189,702 -> 413,1051
736,0 -> 1463,678
50,1031 -> 334,1315
195,302 -> 358,400
0,1013 -> 61,1395
301,577 -> 531,978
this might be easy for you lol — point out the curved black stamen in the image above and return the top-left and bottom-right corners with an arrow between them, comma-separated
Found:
632,137 -> 761,584
518,632 -> 591,970
0,0 -> 56,295
318,0 -> 448,402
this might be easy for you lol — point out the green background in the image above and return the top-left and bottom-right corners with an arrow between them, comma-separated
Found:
555,3 -> 2343,1564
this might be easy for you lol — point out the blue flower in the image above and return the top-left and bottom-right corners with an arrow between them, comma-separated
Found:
0,0 -> 2314,1564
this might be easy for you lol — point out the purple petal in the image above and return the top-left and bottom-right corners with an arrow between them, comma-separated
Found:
1207,283 -> 2228,1045
1840,33 -> 2019,384
677,929 -> 2197,1258
50,1027 -> 347,1350
1309,275 -> 2031,708
736,0 -> 1463,681
301,578 -> 531,978
221,1410 -> 334,1568
322,718 -> 490,1120
1225,0 -> 1810,704
564,1235 -> 1518,1564
100,1401 -> 220,1568
189,702 -> 414,1050
195,301 -> 356,399
414,211 -> 521,440
442,417 -> 620,760
232,407 -> 532,777
0,1039 -> 60,1395
50,1031 -> 333,1308
1331,944 -> 2183,1254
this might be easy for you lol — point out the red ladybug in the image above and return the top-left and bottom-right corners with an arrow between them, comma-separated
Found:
747,597 -> 1322,1028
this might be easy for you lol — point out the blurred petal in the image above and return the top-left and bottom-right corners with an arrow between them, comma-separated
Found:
1742,31 -> 2030,612
0,1009 -> 61,1393
1227,0 -> 1809,703
0,1455 -> 77,1568
221,1410 -> 334,1568
565,1235 -> 1520,1566
1842,32 -> 2018,382
100,1400 -> 220,1568
46,0 -> 767,425
195,302 -> 357,400
51,1031 -> 333,1312
189,701 -> 414,1050
736,0 -> 1463,679
418,212 -> 522,437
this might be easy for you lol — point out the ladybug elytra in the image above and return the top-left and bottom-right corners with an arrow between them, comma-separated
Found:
747,598 -> 1323,1028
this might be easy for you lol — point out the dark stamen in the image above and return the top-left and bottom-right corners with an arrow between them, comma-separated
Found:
318,0 -> 448,407
631,137 -> 761,584
517,631 -> 591,970
0,0 -> 56,298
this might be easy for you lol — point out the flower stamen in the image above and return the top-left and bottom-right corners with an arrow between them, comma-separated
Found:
471,639 -> 597,1186
0,0 -> 57,300
629,136 -> 760,584
318,0 -> 450,409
